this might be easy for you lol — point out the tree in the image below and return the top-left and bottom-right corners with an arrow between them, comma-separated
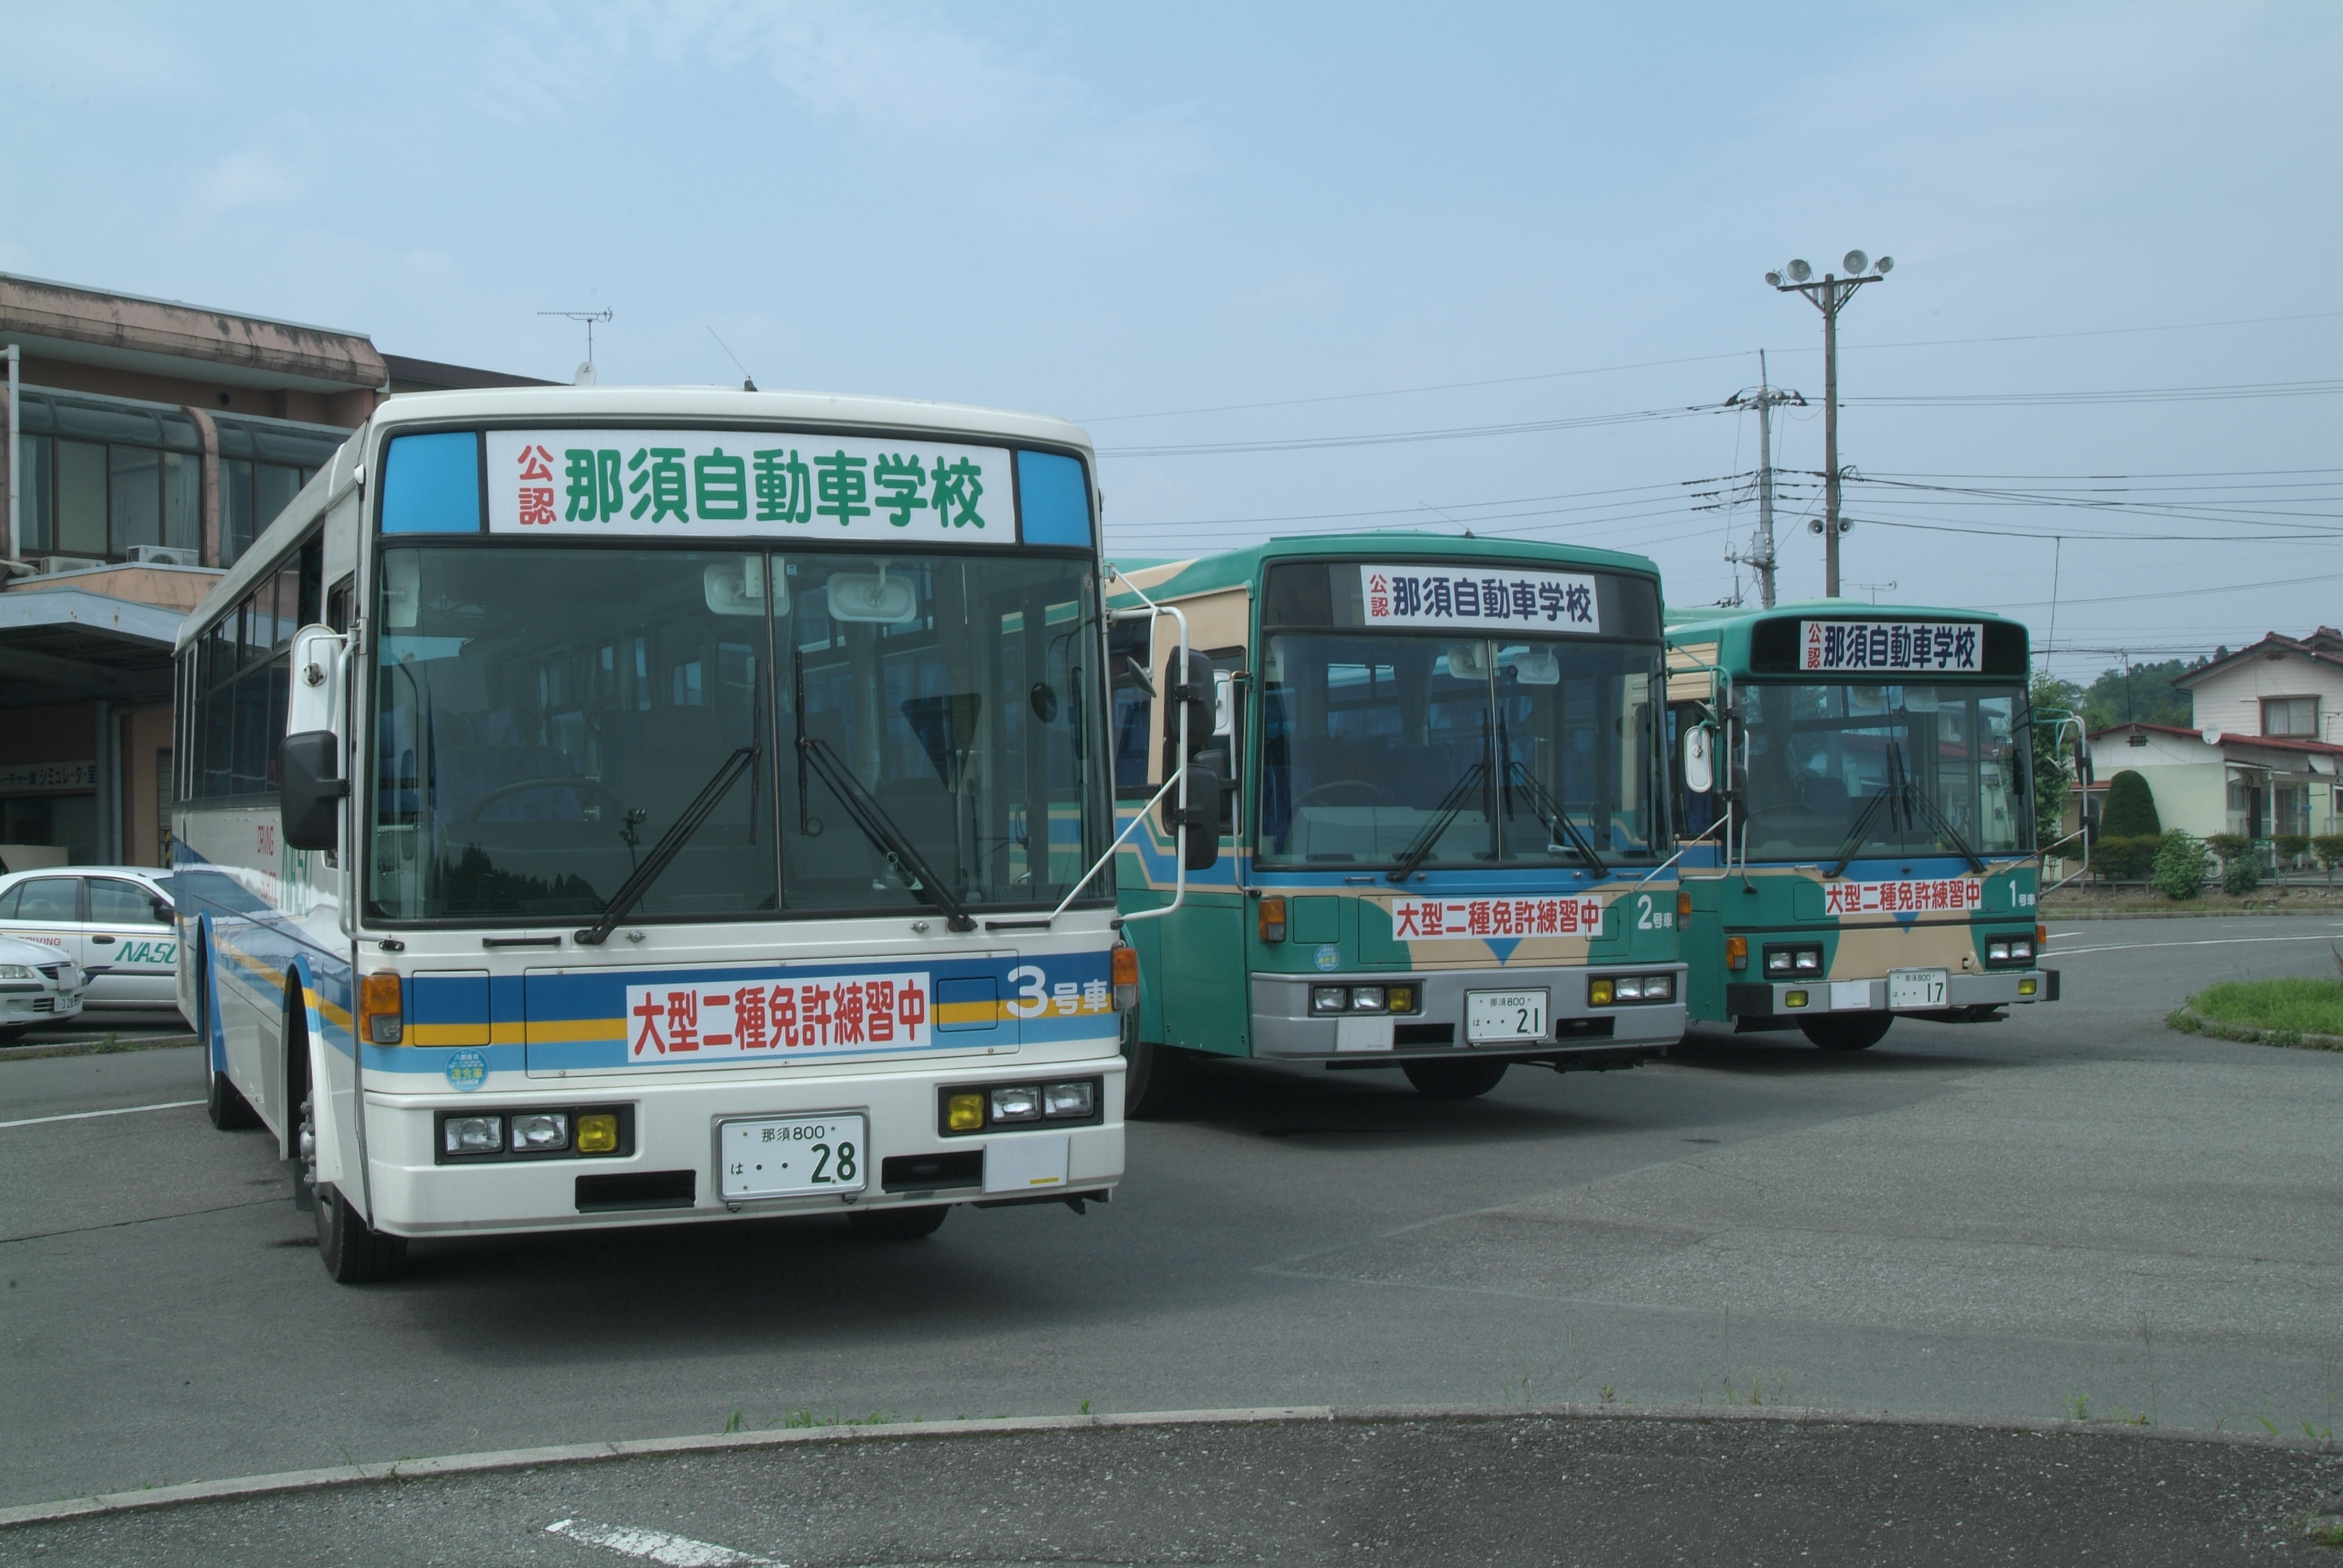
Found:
2080,656 -> 2206,733
2028,672 -> 2081,848
2100,770 -> 2161,839
2312,834 -> 2343,885
2151,831 -> 2208,901
2274,833 -> 2311,869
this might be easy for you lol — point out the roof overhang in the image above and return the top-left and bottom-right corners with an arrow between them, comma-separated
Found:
2,272 -> 386,393
0,588 -> 182,707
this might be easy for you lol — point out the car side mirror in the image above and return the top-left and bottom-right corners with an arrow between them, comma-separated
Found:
149,898 -> 176,925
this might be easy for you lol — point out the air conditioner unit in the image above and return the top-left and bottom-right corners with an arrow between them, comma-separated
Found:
127,545 -> 202,567
32,556 -> 106,576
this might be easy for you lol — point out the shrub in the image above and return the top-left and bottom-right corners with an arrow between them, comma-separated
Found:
2092,835 -> 2154,881
2222,854 -> 2262,895
2313,834 -> 2343,881
2205,831 -> 2251,864
2100,770 -> 2161,839
2151,830 -> 2208,901
2274,834 -> 2310,866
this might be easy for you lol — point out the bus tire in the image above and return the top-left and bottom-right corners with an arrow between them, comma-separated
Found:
1801,1013 -> 1893,1051
1403,1058 -> 1508,1099
1123,1035 -> 1187,1120
315,1183 -> 406,1283
848,1205 -> 949,1240
206,1061 -> 261,1130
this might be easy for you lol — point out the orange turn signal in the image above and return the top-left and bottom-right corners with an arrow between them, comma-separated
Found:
358,970 -> 404,1046
1677,890 -> 1693,919
1725,935 -> 1748,971
1111,944 -> 1140,1012
1257,895 -> 1287,944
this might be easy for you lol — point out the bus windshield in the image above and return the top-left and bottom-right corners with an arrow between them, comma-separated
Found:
368,545 -> 1105,923
1741,682 -> 2029,863
1258,633 -> 1666,870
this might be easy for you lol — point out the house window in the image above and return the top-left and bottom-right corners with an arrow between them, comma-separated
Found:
2263,696 -> 2318,738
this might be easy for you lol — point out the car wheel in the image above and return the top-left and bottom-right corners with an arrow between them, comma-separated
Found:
315,1183 -> 406,1283
847,1205 -> 949,1240
1800,1012 -> 1894,1051
1402,1058 -> 1510,1099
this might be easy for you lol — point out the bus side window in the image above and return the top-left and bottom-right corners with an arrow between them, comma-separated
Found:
326,575 -> 353,633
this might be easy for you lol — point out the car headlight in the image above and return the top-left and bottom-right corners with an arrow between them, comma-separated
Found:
0,965 -> 33,981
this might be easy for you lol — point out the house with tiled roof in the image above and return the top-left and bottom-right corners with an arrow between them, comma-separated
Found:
2085,629 -> 2343,844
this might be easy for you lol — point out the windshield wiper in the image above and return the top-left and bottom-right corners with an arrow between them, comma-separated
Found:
1386,759 -> 1489,884
574,745 -> 759,946
1824,742 -> 1985,878
1502,760 -> 1606,873
794,652 -> 976,932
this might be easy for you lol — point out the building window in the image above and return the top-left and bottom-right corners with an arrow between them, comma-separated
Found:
2262,696 -> 2318,738
10,393 -> 201,563
2274,783 -> 2311,838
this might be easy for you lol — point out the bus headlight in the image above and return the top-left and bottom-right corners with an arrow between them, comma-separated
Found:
510,1112 -> 569,1152
1311,986 -> 1348,1013
1349,987 -> 1387,1012
1043,1081 -> 1096,1119
990,1086 -> 1042,1123
443,1115 -> 502,1155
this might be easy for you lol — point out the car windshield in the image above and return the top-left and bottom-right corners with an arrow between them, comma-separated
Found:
368,545 -> 1106,923
1257,633 -> 1667,869
1740,682 -> 2030,862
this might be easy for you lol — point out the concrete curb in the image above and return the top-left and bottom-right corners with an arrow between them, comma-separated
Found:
2167,1006 -> 2343,1052
0,1034 -> 198,1063
2,1401 -> 2330,1530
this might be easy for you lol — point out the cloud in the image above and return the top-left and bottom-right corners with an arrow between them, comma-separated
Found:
189,117 -> 329,214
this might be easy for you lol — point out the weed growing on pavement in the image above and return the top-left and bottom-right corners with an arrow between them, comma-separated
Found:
2302,1516 -> 2343,1548
723,1408 -> 745,1434
2065,1392 -> 2091,1423
1079,1399 -> 1091,1415
1719,1370 -> 1800,1408
765,1405 -> 898,1430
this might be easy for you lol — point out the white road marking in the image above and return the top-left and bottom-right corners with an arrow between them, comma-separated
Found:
547,1517 -> 782,1567
2047,933 -> 2343,957
0,1100 -> 202,1131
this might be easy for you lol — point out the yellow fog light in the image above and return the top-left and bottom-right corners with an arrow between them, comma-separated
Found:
1386,984 -> 1417,1014
575,1113 -> 619,1153
2018,978 -> 2037,996
946,1093 -> 986,1132
1589,978 -> 1615,1006
1785,990 -> 1810,1009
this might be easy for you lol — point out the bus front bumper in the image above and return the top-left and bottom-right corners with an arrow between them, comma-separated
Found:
1726,967 -> 2058,1019
1250,966 -> 1685,1063
356,1054 -> 1126,1237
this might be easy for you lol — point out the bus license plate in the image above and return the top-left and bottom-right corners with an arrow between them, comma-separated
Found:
718,1114 -> 867,1201
1888,969 -> 1949,1010
1467,990 -> 1548,1043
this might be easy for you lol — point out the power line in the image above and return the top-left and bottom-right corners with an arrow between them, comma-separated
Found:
1096,401 -> 1727,459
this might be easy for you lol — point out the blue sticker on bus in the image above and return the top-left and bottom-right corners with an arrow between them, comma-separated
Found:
1314,944 -> 1342,972
445,1050 -> 488,1091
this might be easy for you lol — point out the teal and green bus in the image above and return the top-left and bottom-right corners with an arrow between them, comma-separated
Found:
1107,535 -> 1685,1110
1664,601 -> 2058,1050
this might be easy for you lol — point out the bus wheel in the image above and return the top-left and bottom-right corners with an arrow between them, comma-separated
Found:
206,1061 -> 260,1130
1402,1058 -> 1508,1099
1800,1013 -> 1893,1051
848,1205 -> 949,1240
1124,1036 -> 1187,1119
315,1183 -> 407,1283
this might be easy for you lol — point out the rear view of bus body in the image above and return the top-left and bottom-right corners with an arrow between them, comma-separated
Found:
1665,602 -> 2058,1051
173,389 -> 1127,1279
1108,536 -> 1685,1106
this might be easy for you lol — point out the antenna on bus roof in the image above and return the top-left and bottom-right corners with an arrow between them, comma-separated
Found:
540,308 -> 613,385
707,326 -> 759,392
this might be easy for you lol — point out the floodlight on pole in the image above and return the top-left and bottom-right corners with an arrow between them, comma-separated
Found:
1767,249 -> 1892,597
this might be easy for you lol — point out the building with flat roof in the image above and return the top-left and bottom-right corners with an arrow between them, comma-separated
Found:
3,272 -> 543,870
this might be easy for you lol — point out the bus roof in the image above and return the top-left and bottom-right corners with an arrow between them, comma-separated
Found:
367,385 -> 1094,452
1107,530 -> 1662,605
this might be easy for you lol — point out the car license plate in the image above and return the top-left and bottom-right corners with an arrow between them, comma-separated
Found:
1888,968 -> 1948,1010
718,1113 -> 867,1201
1466,989 -> 1548,1043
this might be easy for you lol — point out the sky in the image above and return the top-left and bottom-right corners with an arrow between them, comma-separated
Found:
4,1 -> 2337,685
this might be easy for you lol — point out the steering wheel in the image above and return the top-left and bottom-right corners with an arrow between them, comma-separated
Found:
456,777 -> 632,824
1299,780 -> 1392,808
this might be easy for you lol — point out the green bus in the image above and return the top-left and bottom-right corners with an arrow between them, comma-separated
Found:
1107,535 -> 1685,1112
1664,601 -> 2059,1049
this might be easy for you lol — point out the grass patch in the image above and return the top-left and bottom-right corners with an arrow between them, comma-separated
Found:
2189,977 -> 2343,1038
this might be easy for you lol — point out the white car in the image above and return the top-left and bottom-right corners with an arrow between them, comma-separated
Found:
0,931 -> 85,1042
0,866 -> 182,1015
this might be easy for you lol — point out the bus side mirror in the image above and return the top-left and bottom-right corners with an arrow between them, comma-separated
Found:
1682,723 -> 1716,796
281,732 -> 347,853
1178,756 -> 1223,871
1164,648 -> 1214,754
281,625 -> 349,854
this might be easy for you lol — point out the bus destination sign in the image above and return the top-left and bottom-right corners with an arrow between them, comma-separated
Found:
487,430 -> 1020,546
1800,620 -> 1981,674
1360,565 -> 1602,633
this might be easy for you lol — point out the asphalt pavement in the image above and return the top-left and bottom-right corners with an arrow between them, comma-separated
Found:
2,914 -> 2339,1559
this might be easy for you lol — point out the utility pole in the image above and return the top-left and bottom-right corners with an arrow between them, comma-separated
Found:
1723,350 -> 1805,609
1766,251 -> 1892,597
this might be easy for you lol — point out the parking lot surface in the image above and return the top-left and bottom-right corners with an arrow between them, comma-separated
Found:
2,914 -> 2339,1530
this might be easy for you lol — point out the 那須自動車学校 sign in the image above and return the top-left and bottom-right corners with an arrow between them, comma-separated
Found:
1800,620 -> 1981,673
487,431 -> 1018,545
1360,565 -> 1601,632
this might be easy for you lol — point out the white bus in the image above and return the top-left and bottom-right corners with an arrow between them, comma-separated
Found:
175,388 -> 1133,1281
